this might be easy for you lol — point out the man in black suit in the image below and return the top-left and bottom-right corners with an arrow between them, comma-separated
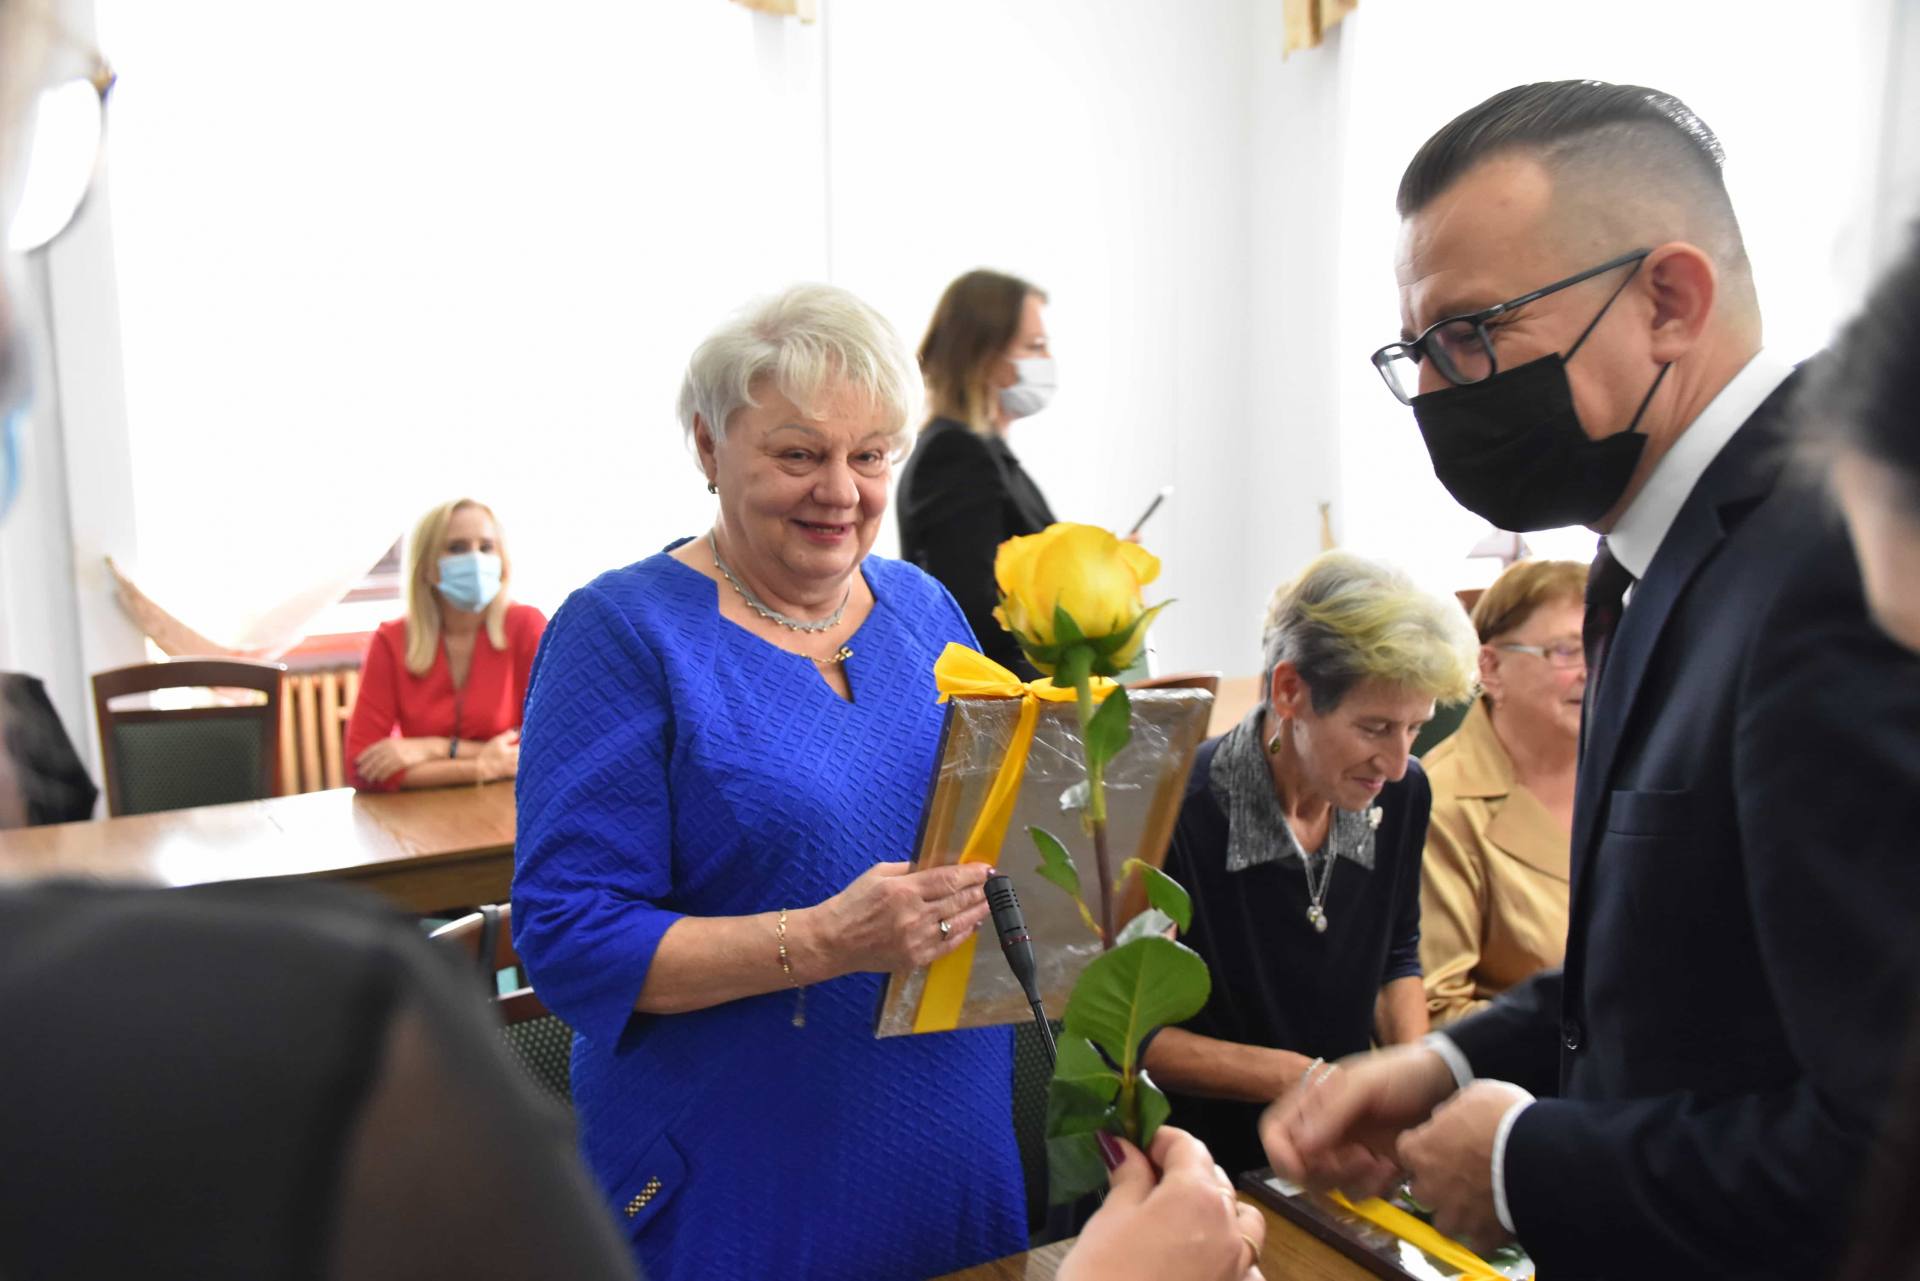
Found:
1261,81 -> 1920,1279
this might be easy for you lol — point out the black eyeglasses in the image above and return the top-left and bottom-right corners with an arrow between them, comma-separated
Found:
1370,249 -> 1651,405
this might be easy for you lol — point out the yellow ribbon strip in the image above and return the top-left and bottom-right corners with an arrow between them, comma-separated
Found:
1328,1190 -> 1525,1281
911,645 -> 1115,1033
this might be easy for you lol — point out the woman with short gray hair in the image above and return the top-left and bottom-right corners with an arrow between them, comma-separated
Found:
513,282 -> 1026,1279
1146,551 -> 1478,1177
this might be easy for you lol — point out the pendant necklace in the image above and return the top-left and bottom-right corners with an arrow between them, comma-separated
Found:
1303,846 -> 1334,933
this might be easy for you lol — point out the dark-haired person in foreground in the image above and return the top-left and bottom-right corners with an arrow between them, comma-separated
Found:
1261,81 -> 1920,1280
1818,227 -> 1920,1281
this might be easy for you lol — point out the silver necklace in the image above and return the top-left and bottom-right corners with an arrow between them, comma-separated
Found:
1302,845 -> 1335,933
708,532 -> 849,634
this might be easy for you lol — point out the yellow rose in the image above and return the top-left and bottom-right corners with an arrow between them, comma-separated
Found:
993,523 -> 1162,673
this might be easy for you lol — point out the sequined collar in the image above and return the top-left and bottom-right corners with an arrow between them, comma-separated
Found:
1208,705 -> 1380,875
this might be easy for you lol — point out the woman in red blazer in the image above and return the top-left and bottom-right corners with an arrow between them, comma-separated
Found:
346,498 -> 545,791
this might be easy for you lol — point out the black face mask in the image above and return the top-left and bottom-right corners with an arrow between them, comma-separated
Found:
1410,355 -> 1669,531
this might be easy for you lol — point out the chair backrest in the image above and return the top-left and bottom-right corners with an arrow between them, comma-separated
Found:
1128,671 -> 1222,697
428,904 -> 571,1106
1414,696 -> 1475,759
1207,673 -> 1266,739
1011,1018 -> 1061,1240
91,659 -> 286,816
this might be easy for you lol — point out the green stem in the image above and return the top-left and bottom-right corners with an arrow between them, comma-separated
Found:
1077,675 -> 1115,950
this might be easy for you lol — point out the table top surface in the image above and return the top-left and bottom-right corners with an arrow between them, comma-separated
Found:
0,783 -> 517,892
939,1198 -> 1374,1281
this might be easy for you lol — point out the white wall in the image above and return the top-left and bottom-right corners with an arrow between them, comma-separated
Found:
66,0 -> 1287,684
826,0 -> 1272,675
16,0 -> 1911,746
1282,0 -> 1900,589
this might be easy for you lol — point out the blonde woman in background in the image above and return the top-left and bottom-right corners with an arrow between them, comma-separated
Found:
346,497 -> 546,791
1419,560 -> 1586,1026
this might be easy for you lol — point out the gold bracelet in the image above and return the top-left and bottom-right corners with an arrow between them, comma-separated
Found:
777,908 -> 806,1028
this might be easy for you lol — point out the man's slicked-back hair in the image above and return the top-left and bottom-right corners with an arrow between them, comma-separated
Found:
1397,80 -> 1754,308
1398,80 -> 1728,218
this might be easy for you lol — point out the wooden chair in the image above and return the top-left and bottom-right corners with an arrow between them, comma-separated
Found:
91,658 -> 285,817
1127,670 -> 1222,697
429,904 -> 571,1105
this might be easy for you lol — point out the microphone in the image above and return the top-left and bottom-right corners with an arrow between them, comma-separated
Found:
986,873 -> 1056,1066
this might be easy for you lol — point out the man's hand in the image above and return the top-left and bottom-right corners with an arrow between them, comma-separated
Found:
1396,1080 -> 1530,1255
1259,1043 -> 1457,1197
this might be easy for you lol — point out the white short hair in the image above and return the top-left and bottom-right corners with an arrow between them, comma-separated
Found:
677,283 -> 916,457
1261,551 -> 1480,712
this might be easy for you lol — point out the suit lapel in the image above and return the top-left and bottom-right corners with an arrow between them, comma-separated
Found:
1568,382 -> 1797,905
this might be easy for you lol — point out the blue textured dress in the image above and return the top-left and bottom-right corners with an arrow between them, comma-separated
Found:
513,547 -> 1027,1281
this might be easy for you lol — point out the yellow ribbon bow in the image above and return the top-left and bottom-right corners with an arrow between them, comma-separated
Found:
910,645 -> 1117,1033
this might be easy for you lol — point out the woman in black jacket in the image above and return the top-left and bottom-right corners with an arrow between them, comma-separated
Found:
897,269 -> 1057,677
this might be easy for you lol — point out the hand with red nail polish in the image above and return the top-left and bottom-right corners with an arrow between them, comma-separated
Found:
1058,1126 -> 1265,1281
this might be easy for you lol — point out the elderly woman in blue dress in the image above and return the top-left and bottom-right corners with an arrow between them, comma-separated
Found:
512,285 -> 1025,1280
516,284 -> 1268,1281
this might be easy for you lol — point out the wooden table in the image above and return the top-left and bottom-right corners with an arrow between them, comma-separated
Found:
939,1198 -> 1372,1281
0,784 -> 517,913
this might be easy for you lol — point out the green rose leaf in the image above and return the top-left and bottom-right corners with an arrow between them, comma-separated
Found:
1083,685 -> 1133,771
1063,935 -> 1211,1075
1030,825 -> 1082,902
1113,907 -> 1175,947
1047,1130 -> 1111,1204
1053,1033 -> 1120,1095
1120,858 -> 1193,934
1134,1072 -> 1173,1148
1048,1079 -> 1120,1136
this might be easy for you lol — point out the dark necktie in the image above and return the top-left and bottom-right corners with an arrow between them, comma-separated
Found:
1584,537 -> 1636,693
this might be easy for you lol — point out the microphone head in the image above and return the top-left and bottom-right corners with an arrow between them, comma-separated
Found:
984,873 -> 1028,943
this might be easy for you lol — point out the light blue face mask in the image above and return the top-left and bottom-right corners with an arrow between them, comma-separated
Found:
0,405 -> 21,522
0,332 -> 32,523
436,551 -> 503,613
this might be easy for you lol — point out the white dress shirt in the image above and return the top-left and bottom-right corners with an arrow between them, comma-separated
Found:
1606,348 -> 1795,578
1427,346 -> 1796,1237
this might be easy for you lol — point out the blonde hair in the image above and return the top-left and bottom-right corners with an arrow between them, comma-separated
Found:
677,283 -> 916,461
403,498 -> 511,676
1470,559 -> 1589,643
1261,551 -> 1479,711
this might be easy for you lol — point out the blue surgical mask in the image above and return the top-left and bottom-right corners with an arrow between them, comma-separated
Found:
0,405 -> 21,522
0,330 -> 33,523
436,551 -> 502,613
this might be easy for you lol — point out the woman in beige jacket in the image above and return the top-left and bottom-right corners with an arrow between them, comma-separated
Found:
1419,560 -> 1587,1026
